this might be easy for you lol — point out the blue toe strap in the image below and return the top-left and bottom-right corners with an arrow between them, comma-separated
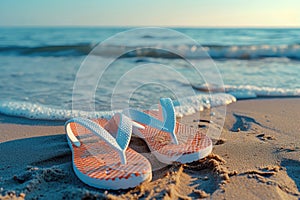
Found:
123,98 -> 178,145
65,114 -> 133,165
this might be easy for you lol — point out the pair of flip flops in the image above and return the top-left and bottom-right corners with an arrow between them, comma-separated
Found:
65,98 -> 212,190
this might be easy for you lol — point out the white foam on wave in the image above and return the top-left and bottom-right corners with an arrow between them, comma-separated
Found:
224,85 -> 300,99
0,101 -> 120,121
174,93 -> 236,117
0,93 -> 236,120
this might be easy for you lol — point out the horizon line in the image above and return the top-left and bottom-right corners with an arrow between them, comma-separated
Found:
0,25 -> 300,29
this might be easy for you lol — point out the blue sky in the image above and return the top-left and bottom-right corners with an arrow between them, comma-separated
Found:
0,0 -> 299,27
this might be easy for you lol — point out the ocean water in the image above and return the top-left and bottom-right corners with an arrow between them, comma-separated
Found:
0,27 -> 299,120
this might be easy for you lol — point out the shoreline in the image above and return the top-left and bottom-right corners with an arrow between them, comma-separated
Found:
0,98 -> 299,199
0,96 -> 299,128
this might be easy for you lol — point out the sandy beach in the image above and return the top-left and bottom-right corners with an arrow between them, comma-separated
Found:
0,98 -> 299,199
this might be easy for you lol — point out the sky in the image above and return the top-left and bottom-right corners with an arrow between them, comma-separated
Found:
0,0 -> 299,27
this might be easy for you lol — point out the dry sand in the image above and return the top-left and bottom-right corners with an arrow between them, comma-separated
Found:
0,98 -> 299,199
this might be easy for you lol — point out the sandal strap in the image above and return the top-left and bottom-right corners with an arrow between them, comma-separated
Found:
123,98 -> 178,145
65,113 -> 133,164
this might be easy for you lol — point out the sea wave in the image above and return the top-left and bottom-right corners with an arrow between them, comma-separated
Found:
0,44 -> 94,57
206,44 -> 300,60
225,85 -> 300,99
1,43 -> 300,60
192,84 -> 300,99
0,93 -> 236,120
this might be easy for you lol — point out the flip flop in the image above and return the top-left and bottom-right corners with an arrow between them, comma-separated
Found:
65,113 -> 152,190
123,98 -> 213,164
